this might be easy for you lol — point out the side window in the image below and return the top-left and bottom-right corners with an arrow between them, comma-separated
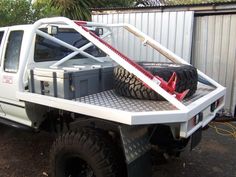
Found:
4,31 -> 23,73
0,31 -> 4,47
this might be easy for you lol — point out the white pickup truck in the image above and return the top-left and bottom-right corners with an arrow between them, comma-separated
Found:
0,17 -> 226,177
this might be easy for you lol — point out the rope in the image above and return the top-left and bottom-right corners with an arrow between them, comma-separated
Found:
209,122 -> 236,139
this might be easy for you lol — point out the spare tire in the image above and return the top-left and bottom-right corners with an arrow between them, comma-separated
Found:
113,62 -> 198,100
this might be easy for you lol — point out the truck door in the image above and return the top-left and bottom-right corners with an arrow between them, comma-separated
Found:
0,28 -> 31,125
0,29 -> 24,101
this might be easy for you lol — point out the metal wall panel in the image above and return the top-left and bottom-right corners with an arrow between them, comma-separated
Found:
93,11 -> 236,115
92,11 -> 194,62
192,15 -> 236,115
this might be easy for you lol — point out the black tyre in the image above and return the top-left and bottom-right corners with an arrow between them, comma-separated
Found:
113,62 -> 198,100
50,128 -> 125,177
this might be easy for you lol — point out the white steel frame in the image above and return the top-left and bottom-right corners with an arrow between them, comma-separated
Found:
16,17 -> 226,138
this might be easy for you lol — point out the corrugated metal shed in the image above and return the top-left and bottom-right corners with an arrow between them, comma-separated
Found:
92,3 -> 236,116
192,14 -> 236,114
92,11 -> 194,62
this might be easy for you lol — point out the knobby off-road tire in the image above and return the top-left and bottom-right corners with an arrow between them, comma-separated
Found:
114,62 -> 198,100
50,128 -> 125,177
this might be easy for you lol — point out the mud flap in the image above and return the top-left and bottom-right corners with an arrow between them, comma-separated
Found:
191,128 -> 202,150
119,125 -> 152,177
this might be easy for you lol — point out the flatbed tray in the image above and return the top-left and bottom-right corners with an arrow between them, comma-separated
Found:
77,83 -> 215,112
17,82 -> 225,137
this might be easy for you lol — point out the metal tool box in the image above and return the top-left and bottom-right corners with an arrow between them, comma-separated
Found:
29,65 -> 114,99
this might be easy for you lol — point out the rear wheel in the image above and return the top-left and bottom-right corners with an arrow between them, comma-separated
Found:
50,128 -> 125,177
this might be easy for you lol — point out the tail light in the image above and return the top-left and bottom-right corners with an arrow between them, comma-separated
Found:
188,112 -> 203,130
211,97 -> 224,112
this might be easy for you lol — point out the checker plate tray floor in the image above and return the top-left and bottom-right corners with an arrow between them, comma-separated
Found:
77,83 -> 214,112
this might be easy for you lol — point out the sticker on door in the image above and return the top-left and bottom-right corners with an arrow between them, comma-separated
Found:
2,75 -> 13,84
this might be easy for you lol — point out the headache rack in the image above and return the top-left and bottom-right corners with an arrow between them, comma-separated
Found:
16,17 -> 226,138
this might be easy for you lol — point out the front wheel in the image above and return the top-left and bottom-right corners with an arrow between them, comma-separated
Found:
50,128 -> 125,177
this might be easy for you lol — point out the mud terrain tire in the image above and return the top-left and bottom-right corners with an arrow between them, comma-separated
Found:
113,62 -> 198,100
50,128 -> 125,177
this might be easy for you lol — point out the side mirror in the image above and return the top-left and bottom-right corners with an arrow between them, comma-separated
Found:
47,25 -> 58,35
